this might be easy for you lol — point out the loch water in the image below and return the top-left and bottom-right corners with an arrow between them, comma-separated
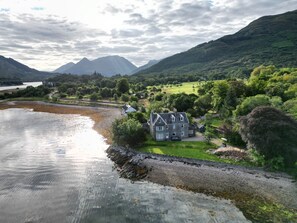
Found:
0,108 -> 249,223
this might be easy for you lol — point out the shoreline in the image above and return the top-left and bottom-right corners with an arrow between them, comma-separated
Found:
106,145 -> 297,222
0,100 -> 121,143
1,100 -> 297,221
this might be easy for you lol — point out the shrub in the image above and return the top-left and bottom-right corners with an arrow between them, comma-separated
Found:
240,106 -> 297,167
121,94 -> 129,102
90,93 -> 98,101
112,118 -> 146,147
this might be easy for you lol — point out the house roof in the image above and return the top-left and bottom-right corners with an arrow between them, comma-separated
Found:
150,112 -> 189,126
123,104 -> 136,111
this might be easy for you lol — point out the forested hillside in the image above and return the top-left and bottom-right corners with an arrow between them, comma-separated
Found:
135,10 -> 297,81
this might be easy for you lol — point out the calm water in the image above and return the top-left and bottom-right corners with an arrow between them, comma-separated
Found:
0,109 -> 249,223
0,82 -> 42,91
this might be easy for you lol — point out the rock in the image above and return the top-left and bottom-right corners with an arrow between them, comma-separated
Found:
106,145 -> 148,180
213,147 -> 249,161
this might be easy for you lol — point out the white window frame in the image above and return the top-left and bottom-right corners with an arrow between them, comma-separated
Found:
157,126 -> 164,131
171,115 -> 175,122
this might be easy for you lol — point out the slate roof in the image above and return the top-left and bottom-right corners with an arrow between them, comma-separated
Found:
150,112 -> 189,126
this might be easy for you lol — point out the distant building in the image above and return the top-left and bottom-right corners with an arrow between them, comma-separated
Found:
148,112 -> 191,141
122,104 -> 137,115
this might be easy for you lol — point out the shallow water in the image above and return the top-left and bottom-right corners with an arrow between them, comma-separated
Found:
0,108 -> 249,223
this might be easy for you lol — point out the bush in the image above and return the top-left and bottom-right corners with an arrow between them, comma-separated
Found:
112,118 -> 146,147
130,95 -> 138,102
121,94 -> 129,102
90,93 -> 99,101
240,106 -> 297,167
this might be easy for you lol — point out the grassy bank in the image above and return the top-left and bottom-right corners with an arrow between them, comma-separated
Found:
136,138 -> 252,166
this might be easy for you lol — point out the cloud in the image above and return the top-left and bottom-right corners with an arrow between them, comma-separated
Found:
0,8 -> 10,12
0,0 -> 297,71
31,7 -> 45,11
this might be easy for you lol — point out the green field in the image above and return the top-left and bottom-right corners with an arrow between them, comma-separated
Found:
149,82 -> 199,95
137,139 -> 219,160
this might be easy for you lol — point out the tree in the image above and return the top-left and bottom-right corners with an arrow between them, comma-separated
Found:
282,98 -> 297,120
172,93 -> 196,112
239,106 -> 297,167
211,80 -> 229,112
234,95 -> 271,117
90,93 -> 98,101
113,93 -> 118,101
194,94 -> 212,116
128,112 -> 147,123
112,118 -> 146,147
121,94 -> 129,102
116,78 -> 129,94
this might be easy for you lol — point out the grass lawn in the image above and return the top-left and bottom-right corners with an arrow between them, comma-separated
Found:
147,82 -> 199,95
138,140 -> 219,161
209,117 -> 224,128
161,82 -> 199,95
136,138 -> 252,166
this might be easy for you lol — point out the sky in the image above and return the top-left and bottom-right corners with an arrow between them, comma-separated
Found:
0,0 -> 297,71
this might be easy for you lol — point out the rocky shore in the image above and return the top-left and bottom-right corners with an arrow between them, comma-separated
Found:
106,145 -> 297,212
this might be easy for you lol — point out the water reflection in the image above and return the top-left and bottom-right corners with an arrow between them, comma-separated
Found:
0,108 -> 249,223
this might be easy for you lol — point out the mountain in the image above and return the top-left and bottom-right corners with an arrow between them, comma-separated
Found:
136,10 -> 297,79
0,55 -> 54,81
54,62 -> 75,73
56,55 -> 137,76
130,60 -> 160,74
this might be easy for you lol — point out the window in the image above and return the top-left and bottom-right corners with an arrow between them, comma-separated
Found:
157,126 -> 164,131
173,124 -> 176,129
181,124 -> 184,128
171,115 -> 175,122
180,115 -> 184,121
181,131 -> 184,136
172,132 -> 176,136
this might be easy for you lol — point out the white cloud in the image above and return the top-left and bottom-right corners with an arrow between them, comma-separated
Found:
0,0 -> 296,71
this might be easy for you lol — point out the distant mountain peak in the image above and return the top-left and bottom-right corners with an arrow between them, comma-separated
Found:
54,55 -> 137,76
80,57 -> 90,62
53,62 -> 75,73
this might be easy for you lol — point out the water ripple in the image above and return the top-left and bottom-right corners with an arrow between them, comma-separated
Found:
0,109 -> 249,223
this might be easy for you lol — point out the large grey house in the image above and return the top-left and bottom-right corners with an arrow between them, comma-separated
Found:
149,112 -> 194,141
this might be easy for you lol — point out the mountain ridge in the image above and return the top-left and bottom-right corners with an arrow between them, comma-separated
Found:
135,10 -> 297,79
130,60 -> 160,74
0,55 -> 54,81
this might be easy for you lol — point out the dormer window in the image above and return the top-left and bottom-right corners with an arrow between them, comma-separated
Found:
180,115 -> 184,122
171,115 -> 175,122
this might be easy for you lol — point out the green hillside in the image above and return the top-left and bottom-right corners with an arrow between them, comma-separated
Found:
135,10 -> 297,80
0,55 -> 54,82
